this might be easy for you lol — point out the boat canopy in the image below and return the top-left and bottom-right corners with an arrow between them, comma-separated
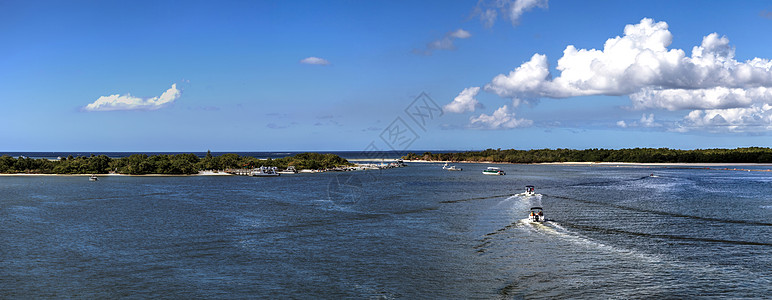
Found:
530,207 -> 543,210
526,185 -> 535,188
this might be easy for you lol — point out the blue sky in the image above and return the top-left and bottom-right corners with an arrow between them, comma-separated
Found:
2,0 -> 772,151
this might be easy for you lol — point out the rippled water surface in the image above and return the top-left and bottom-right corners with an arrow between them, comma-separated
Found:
2,164 -> 771,298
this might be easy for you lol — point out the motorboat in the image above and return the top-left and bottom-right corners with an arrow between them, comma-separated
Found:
278,166 -> 298,174
251,166 -> 280,177
482,167 -> 505,175
523,185 -> 535,196
443,163 -> 462,171
89,174 -> 99,181
529,207 -> 545,222
516,185 -> 540,197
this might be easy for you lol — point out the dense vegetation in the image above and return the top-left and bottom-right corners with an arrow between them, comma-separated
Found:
0,152 -> 353,175
402,147 -> 772,164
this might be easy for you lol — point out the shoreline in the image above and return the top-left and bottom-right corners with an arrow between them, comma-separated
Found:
4,161 -> 772,176
0,171 -> 235,177
402,160 -> 772,167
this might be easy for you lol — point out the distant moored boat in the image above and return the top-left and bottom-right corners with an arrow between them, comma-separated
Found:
443,163 -> 463,171
251,167 -> 280,177
482,167 -> 505,175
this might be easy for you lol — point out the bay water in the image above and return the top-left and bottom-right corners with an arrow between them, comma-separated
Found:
2,163 -> 771,298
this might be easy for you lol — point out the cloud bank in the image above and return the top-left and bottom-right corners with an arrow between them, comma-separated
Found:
678,104 -> 772,132
454,18 -> 772,132
300,57 -> 330,65
84,84 -> 181,111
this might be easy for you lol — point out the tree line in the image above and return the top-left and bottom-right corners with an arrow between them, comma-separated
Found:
402,147 -> 772,164
0,151 -> 353,175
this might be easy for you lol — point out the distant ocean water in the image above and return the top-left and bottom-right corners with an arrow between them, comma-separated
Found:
0,151 -> 467,160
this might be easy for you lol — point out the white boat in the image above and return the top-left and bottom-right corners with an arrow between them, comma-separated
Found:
482,167 -> 505,175
251,166 -> 280,177
529,207 -> 545,222
442,163 -> 462,171
515,185 -> 536,196
278,166 -> 298,174
89,174 -> 98,181
516,185 -> 541,197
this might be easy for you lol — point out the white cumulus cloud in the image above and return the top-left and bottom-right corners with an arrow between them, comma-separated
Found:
444,87 -> 482,113
484,18 -> 772,100
464,17 -> 772,132
469,105 -> 532,129
84,84 -> 181,112
300,57 -> 330,65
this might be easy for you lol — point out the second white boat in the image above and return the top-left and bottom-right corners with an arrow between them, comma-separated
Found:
482,167 -> 505,175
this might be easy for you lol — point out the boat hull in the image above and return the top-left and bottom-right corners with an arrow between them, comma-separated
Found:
251,173 -> 280,177
482,171 -> 505,175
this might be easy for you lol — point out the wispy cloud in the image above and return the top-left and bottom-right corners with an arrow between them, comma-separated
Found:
267,123 -> 287,129
616,114 -> 662,128
474,0 -> 548,28
761,9 -> 772,19
84,84 -> 181,111
414,29 -> 472,55
267,122 -> 298,129
452,18 -> 772,132
300,56 -> 330,65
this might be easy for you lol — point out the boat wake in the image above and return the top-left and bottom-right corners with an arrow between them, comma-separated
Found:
496,195 -> 524,206
513,193 -> 543,200
546,193 -> 772,227
475,214 -> 666,266
561,222 -> 772,246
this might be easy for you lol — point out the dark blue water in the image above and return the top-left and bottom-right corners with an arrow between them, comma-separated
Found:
1,163 -> 771,298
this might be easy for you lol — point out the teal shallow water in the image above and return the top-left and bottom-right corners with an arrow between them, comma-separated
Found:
1,164 -> 771,298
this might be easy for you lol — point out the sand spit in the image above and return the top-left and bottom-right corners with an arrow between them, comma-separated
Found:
0,171 -> 234,177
